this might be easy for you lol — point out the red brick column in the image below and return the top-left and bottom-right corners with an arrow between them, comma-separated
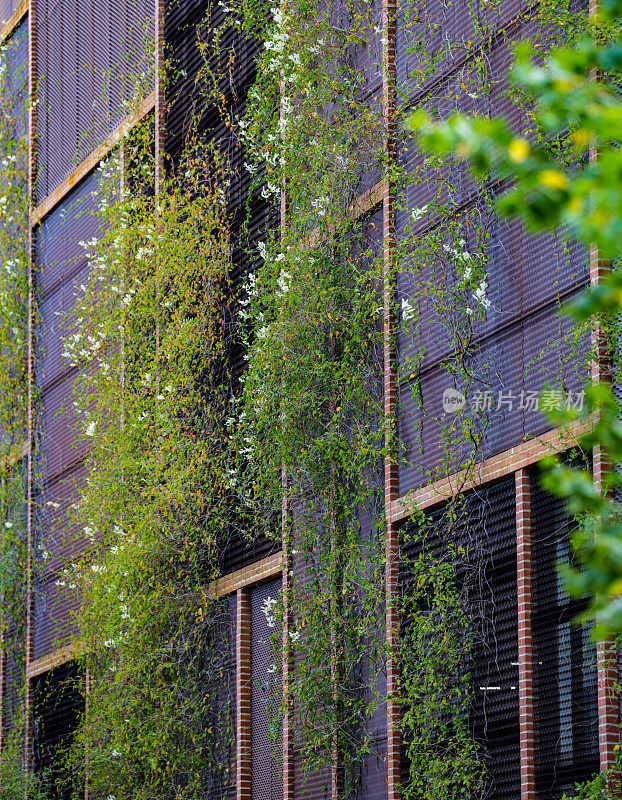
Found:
237,588 -> 252,800
281,468 -> 294,800
382,0 -> 399,793
84,667 -> 91,800
154,0 -> 165,195
25,0 -> 39,773
515,470 -> 536,800
0,592 -> 5,752
588,57 -> 620,770
593,436 -> 619,777
280,38 -> 294,794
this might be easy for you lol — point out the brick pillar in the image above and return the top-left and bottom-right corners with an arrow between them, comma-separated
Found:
0,591 -> 5,753
25,0 -> 39,774
154,0 -> 165,195
594,440 -> 619,777
84,667 -> 91,800
382,0 -> 399,792
515,470 -> 536,800
588,69 -> 620,773
280,42 -> 294,798
237,588 -> 252,800
282,468 -> 294,800
329,496 -> 344,800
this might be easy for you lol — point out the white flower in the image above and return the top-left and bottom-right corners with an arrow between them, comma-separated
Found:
410,204 -> 428,220
257,241 -> 268,260
401,298 -> 416,323
311,195 -> 330,216
473,279 -> 491,310
277,271 -> 291,295
85,420 -> 97,437
4,520 -> 12,529
261,596 -> 277,628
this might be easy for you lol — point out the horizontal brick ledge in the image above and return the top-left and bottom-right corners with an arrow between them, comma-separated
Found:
27,641 -> 82,679
390,416 -> 592,520
207,550 -> 284,598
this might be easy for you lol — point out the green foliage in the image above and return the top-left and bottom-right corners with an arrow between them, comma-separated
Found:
0,0 -> 603,793
412,7 -> 622,258
0,736 -> 52,800
58,130 -> 239,798
0,23 -> 31,758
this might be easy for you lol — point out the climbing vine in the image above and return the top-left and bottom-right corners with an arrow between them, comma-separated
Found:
0,0 -> 609,795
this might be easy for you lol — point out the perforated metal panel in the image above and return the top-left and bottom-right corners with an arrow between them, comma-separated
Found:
530,464 -> 600,799
165,0 -> 276,575
37,0 -> 153,202
34,173 -> 104,660
201,594 -> 237,800
0,0 -> 20,26
2,19 -> 27,131
251,579 -> 283,800
400,478 -> 520,800
395,0 -> 591,497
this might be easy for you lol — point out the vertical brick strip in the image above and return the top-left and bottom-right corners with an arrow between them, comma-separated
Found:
330,498 -> 344,800
280,37 -> 294,796
382,0 -> 399,793
0,591 -> 5,752
84,667 -> 91,800
282,468 -> 294,800
25,0 -> 38,774
587,26 -> 620,770
154,0 -> 165,383
237,588 -> 252,800
154,0 -> 165,195
515,470 -> 536,800
593,438 -> 619,777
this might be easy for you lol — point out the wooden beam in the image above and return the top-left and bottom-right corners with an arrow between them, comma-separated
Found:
27,642 -> 82,679
30,89 -> 156,227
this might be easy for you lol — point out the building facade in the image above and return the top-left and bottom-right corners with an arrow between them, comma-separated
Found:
0,0 -> 617,798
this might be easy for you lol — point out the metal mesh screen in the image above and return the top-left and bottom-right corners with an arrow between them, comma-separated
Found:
2,459 -> 27,737
2,19 -> 27,133
34,172 -> 103,660
395,0 -> 591,496
529,464 -> 600,799
400,477 -> 520,800
202,594 -> 237,800
165,0 -> 277,575
0,0 -> 20,26
251,579 -> 283,800
36,0 -> 153,202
